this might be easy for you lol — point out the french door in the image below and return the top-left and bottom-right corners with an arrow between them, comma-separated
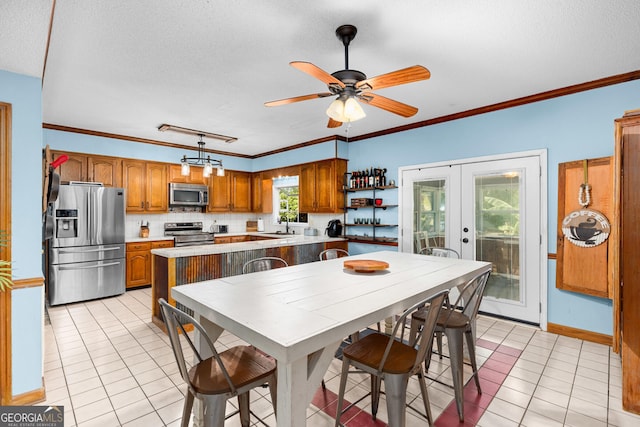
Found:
400,153 -> 544,324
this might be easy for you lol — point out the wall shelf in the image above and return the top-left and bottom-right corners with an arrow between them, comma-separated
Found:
343,172 -> 398,245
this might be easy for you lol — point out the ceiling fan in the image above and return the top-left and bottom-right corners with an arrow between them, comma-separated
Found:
265,24 -> 431,128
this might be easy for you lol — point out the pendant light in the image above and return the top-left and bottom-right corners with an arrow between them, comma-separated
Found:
179,134 -> 224,177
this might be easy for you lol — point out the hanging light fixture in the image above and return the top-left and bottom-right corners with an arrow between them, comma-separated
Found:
180,134 -> 224,177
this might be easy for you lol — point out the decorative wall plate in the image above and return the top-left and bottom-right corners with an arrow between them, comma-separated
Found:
561,209 -> 610,247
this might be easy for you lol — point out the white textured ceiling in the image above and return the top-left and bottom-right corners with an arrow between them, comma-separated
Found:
2,0 -> 640,157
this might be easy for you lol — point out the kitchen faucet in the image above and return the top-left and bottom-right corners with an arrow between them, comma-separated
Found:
278,216 -> 291,234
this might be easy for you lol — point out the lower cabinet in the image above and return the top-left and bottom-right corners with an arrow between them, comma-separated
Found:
126,240 -> 174,288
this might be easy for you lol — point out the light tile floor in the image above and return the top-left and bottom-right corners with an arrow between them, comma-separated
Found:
41,287 -> 640,427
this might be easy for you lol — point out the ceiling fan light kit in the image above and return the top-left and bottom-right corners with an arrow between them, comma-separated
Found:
326,95 -> 366,122
265,24 -> 430,128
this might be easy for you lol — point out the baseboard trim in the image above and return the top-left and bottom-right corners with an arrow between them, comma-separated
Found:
547,322 -> 612,346
10,385 -> 46,405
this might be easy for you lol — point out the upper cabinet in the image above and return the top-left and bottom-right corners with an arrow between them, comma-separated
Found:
208,171 -> 251,212
123,160 -> 168,213
168,164 -> 207,185
251,172 -> 273,213
53,151 -> 122,187
88,155 -> 122,187
299,159 -> 347,213
54,152 -> 87,182
50,150 -> 346,215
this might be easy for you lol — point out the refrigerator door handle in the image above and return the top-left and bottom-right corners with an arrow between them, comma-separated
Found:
58,247 -> 122,254
58,261 -> 121,271
94,188 -> 102,244
87,190 -> 94,244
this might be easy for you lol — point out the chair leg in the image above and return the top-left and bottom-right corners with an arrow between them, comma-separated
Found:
334,358 -> 351,427
268,374 -> 277,418
181,390 -> 195,427
202,395 -> 227,427
417,372 -> 433,426
384,374 -> 408,427
444,327 -> 465,422
465,329 -> 482,393
321,379 -> 327,390
238,392 -> 250,427
436,330 -> 444,359
370,374 -> 381,420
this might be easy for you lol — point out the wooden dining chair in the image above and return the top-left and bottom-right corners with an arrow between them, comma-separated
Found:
419,246 -> 460,258
158,299 -> 277,427
334,291 -> 448,427
242,256 -> 288,274
408,270 -> 491,422
318,248 -> 349,260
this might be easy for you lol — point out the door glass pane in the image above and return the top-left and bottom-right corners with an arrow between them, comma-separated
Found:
475,172 -> 521,302
413,180 -> 445,253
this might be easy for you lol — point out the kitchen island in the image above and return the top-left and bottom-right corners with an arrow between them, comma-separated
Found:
150,233 -> 347,329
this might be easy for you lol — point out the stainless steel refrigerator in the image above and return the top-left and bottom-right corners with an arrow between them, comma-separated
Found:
48,183 -> 126,305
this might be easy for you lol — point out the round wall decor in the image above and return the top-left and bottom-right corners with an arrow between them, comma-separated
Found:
562,209 -> 610,247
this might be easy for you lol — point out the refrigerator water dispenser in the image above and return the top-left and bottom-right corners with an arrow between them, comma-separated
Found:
56,209 -> 78,238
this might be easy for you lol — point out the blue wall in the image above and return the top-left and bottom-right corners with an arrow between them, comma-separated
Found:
0,69 -> 44,396
346,80 -> 640,335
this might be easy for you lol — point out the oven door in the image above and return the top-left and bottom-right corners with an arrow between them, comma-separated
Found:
172,233 -> 215,247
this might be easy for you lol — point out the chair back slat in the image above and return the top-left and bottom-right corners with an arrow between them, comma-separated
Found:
319,248 -> 349,260
411,292 -> 447,373
242,256 -> 288,274
458,271 -> 491,320
377,290 -> 448,373
420,247 -> 460,258
158,298 -> 237,395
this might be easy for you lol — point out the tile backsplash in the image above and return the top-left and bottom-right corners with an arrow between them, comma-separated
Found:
126,212 -> 342,238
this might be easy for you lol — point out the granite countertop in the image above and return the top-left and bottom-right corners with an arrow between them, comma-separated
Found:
151,233 -> 346,258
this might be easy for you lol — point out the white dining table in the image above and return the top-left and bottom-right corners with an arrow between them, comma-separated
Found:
171,250 -> 491,427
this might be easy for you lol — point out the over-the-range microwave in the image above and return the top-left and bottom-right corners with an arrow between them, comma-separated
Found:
169,183 -> 208,207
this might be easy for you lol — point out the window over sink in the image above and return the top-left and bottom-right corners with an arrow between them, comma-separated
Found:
272,176 -> 307,225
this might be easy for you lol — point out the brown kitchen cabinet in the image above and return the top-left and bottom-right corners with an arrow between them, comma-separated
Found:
251,172 -> 273,213
299,159 -> 346,213
88,155 -> 122,187
208,170 -> 252,212
53,151 -> 87,183
168,164 -> 207,184
123,160 -> 168,213
52,151 -> 122,187
126,240 -> 173,288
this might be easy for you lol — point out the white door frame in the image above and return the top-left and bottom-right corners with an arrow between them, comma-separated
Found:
398,150 -> 548,330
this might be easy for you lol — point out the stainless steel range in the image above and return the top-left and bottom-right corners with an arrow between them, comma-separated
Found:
164,221 -> 215,247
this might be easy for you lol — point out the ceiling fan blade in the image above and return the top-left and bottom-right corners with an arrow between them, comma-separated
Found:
356,65 -> 430,91
291,62 -> 346,88
327,118 -> 342,128
264,92 -> 333,107
359,93 -> 419,118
